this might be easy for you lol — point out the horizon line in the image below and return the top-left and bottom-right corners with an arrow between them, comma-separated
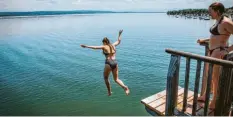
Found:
0,10 -> 167,13
0,10 -> 167,17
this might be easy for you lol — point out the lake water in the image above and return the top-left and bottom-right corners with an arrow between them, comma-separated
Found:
1,13 -> 232,115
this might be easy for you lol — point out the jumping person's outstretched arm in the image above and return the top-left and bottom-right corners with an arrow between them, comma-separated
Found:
113,30 -> 123,46
80,44 -> 104,49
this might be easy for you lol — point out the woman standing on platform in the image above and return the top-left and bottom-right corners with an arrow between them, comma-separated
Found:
197,2 -> 233,109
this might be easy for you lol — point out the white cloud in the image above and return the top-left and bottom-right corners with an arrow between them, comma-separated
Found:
72,0 -> 81,5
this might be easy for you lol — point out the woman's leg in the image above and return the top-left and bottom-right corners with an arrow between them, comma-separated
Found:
197,62 -> 209,101
198,49 -> 223,109
207,49 -> 222,109
104,64 -> 112,96
198,52 -> 210,101
112,65 -> 130,95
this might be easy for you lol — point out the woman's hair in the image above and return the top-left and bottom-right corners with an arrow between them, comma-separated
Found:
102,37 -> 115,54
209,2 -> 225,15
102,37 -> 110,45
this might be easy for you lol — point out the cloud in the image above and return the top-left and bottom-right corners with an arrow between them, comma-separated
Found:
72,0 -> 81,5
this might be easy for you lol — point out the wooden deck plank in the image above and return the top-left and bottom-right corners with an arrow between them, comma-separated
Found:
142,87 -> 183,116
208,110 -> 215,116
166,95 -> 195,115
141,87 -> 217,116
141,86 -> 182,105
177,96 -> 203,115
149,96 -> 166,108
176,90 -> 194,109
187,98 -> 203,113
141,90 -> 167,105
149,88 -> 184,108
196,108 -> 214,116
160,90 -> 195,115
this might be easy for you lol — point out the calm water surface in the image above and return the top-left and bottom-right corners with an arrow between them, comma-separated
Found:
1,13 -> 231,115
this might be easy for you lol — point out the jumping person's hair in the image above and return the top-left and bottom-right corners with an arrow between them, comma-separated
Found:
102,37 -> 115,54
102,37 -> 110,45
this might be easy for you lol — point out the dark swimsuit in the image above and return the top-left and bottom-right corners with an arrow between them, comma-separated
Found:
209,16 -> 229,56
103,44 -> 118,70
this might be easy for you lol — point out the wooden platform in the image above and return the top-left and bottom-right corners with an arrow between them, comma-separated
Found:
141,87 -> 215,116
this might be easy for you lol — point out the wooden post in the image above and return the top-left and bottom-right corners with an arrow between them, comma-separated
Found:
231,103 -> 233,116
204,63 -> 213,116
192,60 -> 202,116
164,49 -> 233,116
201,43 -> 209,95
165,55 -> 180,116
215,52 -> 233,116
228,53 -> 233,116
225,69 -> 233,115
182,57 -> 190,112
214,67 -> 233,115
231,73 -> 233,116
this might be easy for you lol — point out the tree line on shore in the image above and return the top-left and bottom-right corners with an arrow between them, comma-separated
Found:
167,6 -> 233,19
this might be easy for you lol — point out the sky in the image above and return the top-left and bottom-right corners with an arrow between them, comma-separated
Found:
0,0 -> 232,12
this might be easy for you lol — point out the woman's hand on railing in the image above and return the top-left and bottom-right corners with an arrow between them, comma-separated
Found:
197,39 -> 202,43
197,38 -> 210,46
197,39 -> 207,44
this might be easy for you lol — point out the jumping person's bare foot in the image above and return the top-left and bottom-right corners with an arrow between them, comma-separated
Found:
124,86 -> 130,95
108,91 -> 112,96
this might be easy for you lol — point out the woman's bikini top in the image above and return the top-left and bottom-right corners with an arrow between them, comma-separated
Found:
210,16 -> 224,35
103,44 -> 116,56
209,16 -> 229,36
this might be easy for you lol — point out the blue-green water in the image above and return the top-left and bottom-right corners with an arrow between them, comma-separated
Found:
0,13 -> 224,115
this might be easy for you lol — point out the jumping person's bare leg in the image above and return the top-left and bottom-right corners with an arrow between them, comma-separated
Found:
104,65 -> 112,96
112,65 -> 130,95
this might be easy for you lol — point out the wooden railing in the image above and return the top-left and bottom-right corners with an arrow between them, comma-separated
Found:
164,48 -> 233,116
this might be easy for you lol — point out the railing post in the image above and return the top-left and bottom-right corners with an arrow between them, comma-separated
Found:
214,67 -> 233,115
192,60 -> 202,116
201,42 -> 209,96
165,49 -> 233,116
230,103 -> 233,116
204,63 -> 213,116
229,53 -> 233,117
182,57 -> 190,112
215,53 -> 233,116
165,55 -> 181,116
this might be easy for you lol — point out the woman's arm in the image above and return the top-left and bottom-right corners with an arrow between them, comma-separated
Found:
80,44 -> 104,49
112,30 -> 123,46
224,21 -> 233,52
197,38 -> 210,44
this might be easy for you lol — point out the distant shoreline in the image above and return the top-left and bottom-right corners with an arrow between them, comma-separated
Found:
166,7 -> 233,20
0,10 -> 166,17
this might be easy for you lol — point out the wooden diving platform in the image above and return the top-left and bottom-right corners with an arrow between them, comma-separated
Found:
141,86 -> 214,116
140,45 -> 233,116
